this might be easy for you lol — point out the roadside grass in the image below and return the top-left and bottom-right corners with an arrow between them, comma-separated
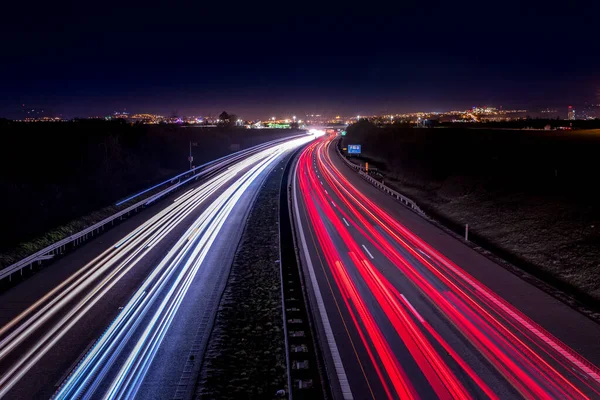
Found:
0,127 -> 301,273
391,179 -> 600,300
0,184 -> 167,270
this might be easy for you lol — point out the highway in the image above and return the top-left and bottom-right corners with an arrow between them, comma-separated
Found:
292,135 -> 600,399
0,134 -> 312,399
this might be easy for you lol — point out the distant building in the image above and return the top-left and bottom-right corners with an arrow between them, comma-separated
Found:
539,108 -> 559,119
304,114 -> 329,125
580,103 -> 600,120
108,111 -> 129,120
130,114 -> 164,124
567,106 -> 575,120
19,104 -> 51,120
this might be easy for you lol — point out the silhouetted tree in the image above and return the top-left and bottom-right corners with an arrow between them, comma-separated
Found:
0,120 -> 306,255
218,111 -> 230,126
218,111 -> 240,127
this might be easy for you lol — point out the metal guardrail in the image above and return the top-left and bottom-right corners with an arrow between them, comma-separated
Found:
286,148 -> 331,400
0,135 -> 304,283
115,135 -> 303,206
281,147 -> 328,400
335,142 -> 425,216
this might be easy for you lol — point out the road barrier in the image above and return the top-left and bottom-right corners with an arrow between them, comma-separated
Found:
286,148 -> 334,400
281,147 -> 329,399
335,141 -> 425,216
0,135 -> 304,284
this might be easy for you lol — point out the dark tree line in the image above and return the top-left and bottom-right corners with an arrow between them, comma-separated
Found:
0,120 -> 299,250
344,120 -> 600,198
218,111 -> 239,127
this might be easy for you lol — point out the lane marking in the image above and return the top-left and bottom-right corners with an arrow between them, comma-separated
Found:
416,249 -> 431,259
400,294 -> 425,323
342,218 -> 350,227
331,201 -> 337,208
324,189 -> 329,195
361,245 -> 374,260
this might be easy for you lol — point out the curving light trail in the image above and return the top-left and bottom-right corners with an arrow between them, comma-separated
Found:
294,135 -> 600,399
0,135 -> 311,399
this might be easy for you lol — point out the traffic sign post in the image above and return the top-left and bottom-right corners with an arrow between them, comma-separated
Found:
347,144 -> 361,154
189,141 -> 198,170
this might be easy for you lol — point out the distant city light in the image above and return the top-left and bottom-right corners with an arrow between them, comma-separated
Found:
15,105 -> 550,125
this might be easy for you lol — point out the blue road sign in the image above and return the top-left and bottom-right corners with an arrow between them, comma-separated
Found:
347,144 -> 361,154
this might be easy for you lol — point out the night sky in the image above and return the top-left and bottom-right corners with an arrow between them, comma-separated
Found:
2,2 -> 599,119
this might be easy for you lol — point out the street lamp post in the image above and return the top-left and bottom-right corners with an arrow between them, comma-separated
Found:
189,141 -> 197,171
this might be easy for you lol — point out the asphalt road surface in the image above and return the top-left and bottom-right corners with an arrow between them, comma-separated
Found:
0,134 -> 312,399
292,135 -> 600,400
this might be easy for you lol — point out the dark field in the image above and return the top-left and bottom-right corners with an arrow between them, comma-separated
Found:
342,122 -> 600,302
0,120 -> 300,256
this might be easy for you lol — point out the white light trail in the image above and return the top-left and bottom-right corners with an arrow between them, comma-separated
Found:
0,135 -> 312,399
51,136 -> 311,399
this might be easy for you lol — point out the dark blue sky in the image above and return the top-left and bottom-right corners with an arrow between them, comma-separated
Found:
2,1 -> 599,119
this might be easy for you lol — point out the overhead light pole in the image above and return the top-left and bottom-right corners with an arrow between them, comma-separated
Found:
189,141 -> 198,171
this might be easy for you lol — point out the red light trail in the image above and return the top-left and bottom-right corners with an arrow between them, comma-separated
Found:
294,135 -> 600,399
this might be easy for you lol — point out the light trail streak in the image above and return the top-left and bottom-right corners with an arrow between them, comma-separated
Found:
103,144 -> 295,400
299,151 -> 471,399
114,135 -> 304,206
317,137 -> 600,398
52,137 -> 310,399
298,146 -> 418,399
294,135 -> 600,399
0,135 -> 311,399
